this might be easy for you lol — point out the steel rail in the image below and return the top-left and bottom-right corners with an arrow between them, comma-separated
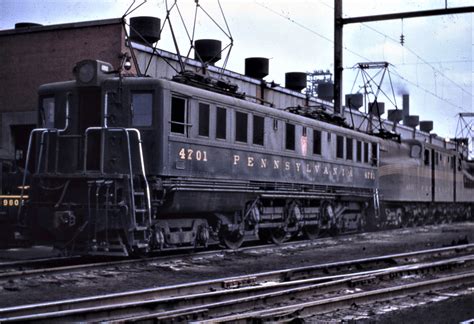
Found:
119,257 -> 474,322
2,235 -> 469,282
0,245 -> 473,321
0,245 -> 229,281
2,255 -> 473,322
0,256 -> 81,271
206,272 -> 474,323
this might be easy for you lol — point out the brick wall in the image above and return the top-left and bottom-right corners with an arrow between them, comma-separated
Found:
0,19 -> 135,159
0,19 -> 129,114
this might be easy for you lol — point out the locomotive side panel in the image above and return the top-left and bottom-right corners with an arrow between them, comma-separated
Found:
457,160 -> 474,203
166,141 -> 375,188
432,150 -> 455,203
379,141 -> 431,202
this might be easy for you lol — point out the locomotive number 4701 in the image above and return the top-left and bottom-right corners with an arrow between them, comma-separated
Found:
178,148 -> 209,162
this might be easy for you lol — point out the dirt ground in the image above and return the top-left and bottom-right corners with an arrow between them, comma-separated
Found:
0,222 -> 473,322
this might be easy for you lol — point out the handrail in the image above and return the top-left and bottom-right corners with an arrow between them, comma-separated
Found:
18,128 -> 49,223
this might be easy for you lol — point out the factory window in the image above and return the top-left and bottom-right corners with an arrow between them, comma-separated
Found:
131,92 -> 153,127
253,115 -> 264,146
41,97 -> 55,128
198,103 -> 210,137
171,96 -> 187,134
216,107 -> 227,140
286,123 -> 295,150
336,135 -> 344,159
424,149 -> 430,166
235,111 -> 248,143
346,138 -> 353,160
356,141 -> 362,162
371,143 -> 378,165
364,142 -> 369,163
313,129 -> 321,155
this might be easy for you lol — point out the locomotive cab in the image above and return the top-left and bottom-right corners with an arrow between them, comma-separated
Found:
25,60 -> 161,253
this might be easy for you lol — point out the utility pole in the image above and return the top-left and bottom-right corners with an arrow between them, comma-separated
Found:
333,0 -> 343,115
333,1 -> 474,115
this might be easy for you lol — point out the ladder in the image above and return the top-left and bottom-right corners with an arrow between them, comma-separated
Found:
84,127 -> 152,251
124,128 -> 152,251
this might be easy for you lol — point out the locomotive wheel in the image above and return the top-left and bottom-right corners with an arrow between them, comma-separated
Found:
302,225 -> 320,240
259,227 -> 288,245
220,229 -> 244,250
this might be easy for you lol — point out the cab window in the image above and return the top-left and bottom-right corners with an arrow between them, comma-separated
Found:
424,149 -> 430,166
171,96 -> 187,134
198,103 -> 210,137
216,107 -> 227,140
313,129 -> 321,155
235,111 -> 248,143
41,97 -> 55,128
131,92 -> 152,127
346,138 -> 353,160
285,123 -> 295,150
336,135 -> 344,158
253,115 -> 264,146
356,140 -> 362,162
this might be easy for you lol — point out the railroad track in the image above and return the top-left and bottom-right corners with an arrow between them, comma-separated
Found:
0,239 -> 302,281
0,225 -> 471,281
0,244 -> 473,322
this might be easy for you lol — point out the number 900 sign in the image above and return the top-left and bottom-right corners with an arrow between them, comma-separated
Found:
2,199 -> 19,207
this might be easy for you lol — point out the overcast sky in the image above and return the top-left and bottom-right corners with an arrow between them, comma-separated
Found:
1,0 -> 472,138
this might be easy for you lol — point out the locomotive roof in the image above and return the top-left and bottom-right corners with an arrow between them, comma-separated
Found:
128,76 -> 382,143
38,75 -> 381,144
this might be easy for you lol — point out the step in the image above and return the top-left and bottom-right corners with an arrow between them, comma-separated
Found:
135,208 -> 148,213
135,242 -> 149,249
134,191 -> 145,196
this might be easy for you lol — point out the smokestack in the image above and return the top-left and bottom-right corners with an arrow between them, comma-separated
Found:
402,94 -> 410,124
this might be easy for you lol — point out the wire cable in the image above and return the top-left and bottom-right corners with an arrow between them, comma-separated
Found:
255,0 -> 472,113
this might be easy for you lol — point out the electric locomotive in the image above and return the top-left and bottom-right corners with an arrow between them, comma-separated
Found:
378,138 -> 474,226
21,59 -> 380,256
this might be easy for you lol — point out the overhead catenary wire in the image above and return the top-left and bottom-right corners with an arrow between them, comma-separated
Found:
317,0 -> 473,98
255,0 -> 472,114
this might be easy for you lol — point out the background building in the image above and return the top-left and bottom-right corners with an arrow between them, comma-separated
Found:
0,17 -> 453,169
0,18 -> 131,166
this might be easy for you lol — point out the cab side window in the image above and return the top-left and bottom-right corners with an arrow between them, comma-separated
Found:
131,92 -> 152,127
253,115 -> 265,146
313,129 -> 322,155
356,140 -> 362,162
235,111 -> 248,143
198,103 -> 210,137
424,149 -> 430,166
41,97 -> 55,128
216,107 -> 227,140
336,135 -> 344,159
285,123 -> 295,150
171,96 -> 187,134
346,138 -> 353,160
363,142 -> 369,163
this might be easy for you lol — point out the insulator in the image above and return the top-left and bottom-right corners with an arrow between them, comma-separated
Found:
400,34 -> 405,46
